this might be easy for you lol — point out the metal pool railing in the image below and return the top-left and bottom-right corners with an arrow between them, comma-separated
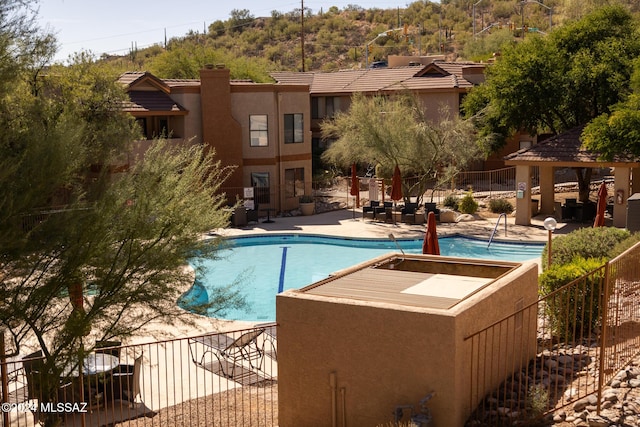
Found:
1,323 -> 278,426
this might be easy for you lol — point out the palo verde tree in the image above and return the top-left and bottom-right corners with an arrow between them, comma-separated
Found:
463,5 -> 640,202
0,3 -> 244,425
321,91 -> 481,205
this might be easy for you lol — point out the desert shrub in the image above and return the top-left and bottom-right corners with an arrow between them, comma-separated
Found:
488,198 -> 514,214
458,190 -> 479,214
541,227 -> 630,270
442,194 -> 459,210
539,257 -> 606,340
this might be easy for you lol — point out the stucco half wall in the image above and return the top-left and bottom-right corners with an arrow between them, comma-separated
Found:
276,254 -> 539,427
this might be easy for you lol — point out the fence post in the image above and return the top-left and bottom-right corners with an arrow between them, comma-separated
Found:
596,262 -> 612,415
1,329 -> 9,427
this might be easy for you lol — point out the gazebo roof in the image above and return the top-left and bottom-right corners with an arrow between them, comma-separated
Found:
504,126 -> 640,168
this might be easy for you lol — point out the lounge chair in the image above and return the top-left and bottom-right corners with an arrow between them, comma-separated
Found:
255,322 -> 277,361
189,329 -> 270,385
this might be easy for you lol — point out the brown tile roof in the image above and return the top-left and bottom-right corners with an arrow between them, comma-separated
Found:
504,126 -> 640,166
118,71 -> 170,93
163,78 -> 201,88
122,91 -> 187,114
271,61 -> 477,95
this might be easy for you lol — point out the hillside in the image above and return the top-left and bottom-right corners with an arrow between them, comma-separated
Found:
102,0 -> 639,80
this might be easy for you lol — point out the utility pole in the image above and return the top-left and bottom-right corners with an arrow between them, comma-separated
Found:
301,0 -> 305,72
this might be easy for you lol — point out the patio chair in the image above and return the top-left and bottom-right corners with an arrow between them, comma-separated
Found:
22,350 -> 75,404
424,203 -> 440,222
362,201 -> 380,220
246,203 -> 260,224
375,202 -> 393,222
109,355 -> 143,405
22,351 -> 44,402
401,203 -> 418,224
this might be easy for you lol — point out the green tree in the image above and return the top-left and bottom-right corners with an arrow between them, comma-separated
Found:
463,5 -> 640,201
582,58 -> 640,159
321,92 -> 481,205
0,4 -> 243,425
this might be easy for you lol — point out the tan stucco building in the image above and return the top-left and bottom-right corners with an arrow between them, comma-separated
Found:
271,56 -> 492,168
277,253 -> 539,426
119,66 -> 313,214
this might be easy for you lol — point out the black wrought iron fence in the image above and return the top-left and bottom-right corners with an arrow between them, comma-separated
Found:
1,323 -> 278,426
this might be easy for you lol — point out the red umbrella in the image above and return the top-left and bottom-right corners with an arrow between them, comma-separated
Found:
350,163 -> 359,197
593,181 -> 608,227
68,282 -> 83,310
390,165 -> 403,202
422,211 -> 440,255
350,163 -> 360,218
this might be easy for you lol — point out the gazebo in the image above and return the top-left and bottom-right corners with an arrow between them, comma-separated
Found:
504,126 -> 640,228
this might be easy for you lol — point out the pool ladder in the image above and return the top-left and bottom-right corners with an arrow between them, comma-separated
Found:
488,213 -> 508,248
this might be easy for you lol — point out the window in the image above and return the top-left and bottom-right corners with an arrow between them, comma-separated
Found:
285,168 -> 305,198
284,113 -> 304,144
251,172 -> 270,204
311,98 -> 320,119
325,97 -> 335,118
135,116 -> 175,139
250,115 -> 268,146
519,141 -> 532,150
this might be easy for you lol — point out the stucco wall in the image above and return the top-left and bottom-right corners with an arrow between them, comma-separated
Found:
276,259 -> 539,427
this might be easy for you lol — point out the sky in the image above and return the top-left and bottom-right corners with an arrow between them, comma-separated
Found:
36,0 -> 408,62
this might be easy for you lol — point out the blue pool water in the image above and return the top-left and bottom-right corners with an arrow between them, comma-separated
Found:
179,234 -> 544,322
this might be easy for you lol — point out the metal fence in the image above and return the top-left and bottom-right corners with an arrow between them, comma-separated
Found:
465,242 -> 640,425
1,323 -> 278,426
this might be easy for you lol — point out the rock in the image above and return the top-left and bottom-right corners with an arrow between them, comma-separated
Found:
586,415 -> 612,427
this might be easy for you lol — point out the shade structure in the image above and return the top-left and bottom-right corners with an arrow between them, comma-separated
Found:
350,163 -> 359,197
422,211 -> 440,255
390,165 -> 403,202
593,181 -> 608,227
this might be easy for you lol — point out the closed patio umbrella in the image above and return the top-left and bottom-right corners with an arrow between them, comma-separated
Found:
390,165 -> 402,224
390,164 -> 403,202
350,163 -> 360,219
422,211 -> 440,255
593,181 -> 608,227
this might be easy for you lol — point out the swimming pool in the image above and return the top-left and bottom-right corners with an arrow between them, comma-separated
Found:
179,234 -> 544,322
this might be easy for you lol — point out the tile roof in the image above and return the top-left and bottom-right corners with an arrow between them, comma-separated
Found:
118,71 -> 170,93
271,61 -> 477,95
504,126 -> 640,166
122,91 -> 187,114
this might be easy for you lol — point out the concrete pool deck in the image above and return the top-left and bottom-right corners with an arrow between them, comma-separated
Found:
216,208 -> 588,243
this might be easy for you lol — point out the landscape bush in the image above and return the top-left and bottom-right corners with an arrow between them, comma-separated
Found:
442,194 -> 459,210
609,232 -> 640,258
539,257 -> 607,340
458,190 -> 479,214
541,226 -> 630,271
488,198 -> 514,214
